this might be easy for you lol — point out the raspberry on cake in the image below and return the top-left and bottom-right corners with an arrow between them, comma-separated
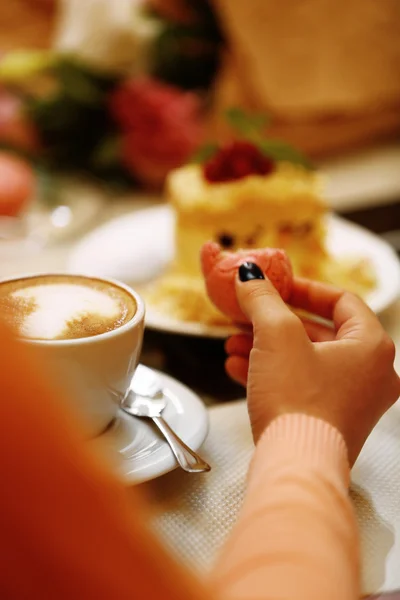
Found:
203,140 -> 275,183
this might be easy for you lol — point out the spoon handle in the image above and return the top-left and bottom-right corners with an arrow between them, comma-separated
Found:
152,416 -> 211,473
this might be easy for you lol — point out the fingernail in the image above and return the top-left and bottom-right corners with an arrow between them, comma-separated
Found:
238,262 -> 265,282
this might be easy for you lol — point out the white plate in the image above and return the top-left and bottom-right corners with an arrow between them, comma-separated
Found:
89,369 -> 209,484
319,142 -> 400,212
68,205 -> 400,338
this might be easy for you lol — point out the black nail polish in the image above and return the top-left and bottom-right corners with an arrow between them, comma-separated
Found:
238,262 -> 265,282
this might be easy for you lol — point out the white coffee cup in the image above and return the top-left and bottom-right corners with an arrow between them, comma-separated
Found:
0,273 -> 145,437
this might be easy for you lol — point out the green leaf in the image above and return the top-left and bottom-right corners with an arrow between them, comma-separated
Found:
25,89 -> 115,171
191,143 -> 219,163
149,21 -> 221,90
259,139 -> 314,169
35,168 -> 65,208
222,107 -> 313,169
0,51 -> 56,82
91,136 -> 121,169
225,107 -> 269,138
56,61 -> 105,105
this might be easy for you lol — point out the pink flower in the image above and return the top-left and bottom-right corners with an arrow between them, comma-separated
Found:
0,87 -> 39,153
110,77 -> 202,188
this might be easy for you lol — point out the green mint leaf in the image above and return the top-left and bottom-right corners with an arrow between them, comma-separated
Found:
259,139 -> 314,169
223,107 -> 313,169
191,143 -> 219,163
225,107 -> 269,138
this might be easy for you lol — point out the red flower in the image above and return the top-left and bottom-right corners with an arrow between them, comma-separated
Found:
203,141 -> 275,184
110,77 -> 202,188
0,87 -> 39,153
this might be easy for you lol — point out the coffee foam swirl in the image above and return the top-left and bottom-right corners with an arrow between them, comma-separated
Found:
0,276 -> 136,340
15,284 -> 124,339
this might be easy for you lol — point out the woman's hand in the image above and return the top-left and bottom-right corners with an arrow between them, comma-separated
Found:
225,263 -> 400,465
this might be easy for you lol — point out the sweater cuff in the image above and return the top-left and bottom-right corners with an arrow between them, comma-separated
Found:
249,414 -> 350,489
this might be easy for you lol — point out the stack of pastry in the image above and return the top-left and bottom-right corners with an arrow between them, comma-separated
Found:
207,0 -> 400,157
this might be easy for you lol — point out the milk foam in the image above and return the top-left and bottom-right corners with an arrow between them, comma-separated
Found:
13,284 -> 122,340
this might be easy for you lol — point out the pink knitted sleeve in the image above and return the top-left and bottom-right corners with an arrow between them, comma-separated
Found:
211,414 -> 359,600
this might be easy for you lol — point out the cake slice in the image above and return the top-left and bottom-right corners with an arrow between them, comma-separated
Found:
167,157 -> 327,280
143,122 -> 375,325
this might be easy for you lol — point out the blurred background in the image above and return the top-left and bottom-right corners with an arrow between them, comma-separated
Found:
0,0 -> 399,229
0,0 -> 399,399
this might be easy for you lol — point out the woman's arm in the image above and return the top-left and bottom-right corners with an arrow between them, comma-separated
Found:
211,414 -> 359,600
213,269 -> 400,600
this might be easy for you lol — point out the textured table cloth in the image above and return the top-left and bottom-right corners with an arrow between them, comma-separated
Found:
144,392 -> 400,598
2,198 -> 399,598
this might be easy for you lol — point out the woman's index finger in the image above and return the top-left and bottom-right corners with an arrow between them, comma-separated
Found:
289,278 -> 343,320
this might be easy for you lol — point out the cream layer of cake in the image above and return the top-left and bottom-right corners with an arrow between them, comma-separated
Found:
167,162 -> 327,279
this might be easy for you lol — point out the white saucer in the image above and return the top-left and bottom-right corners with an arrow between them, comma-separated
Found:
68,204 -> 400,338
89,369 -> 209,484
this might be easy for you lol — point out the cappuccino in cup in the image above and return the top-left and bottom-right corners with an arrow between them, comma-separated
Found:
0,273 -> 145,437
0,274 -> 137,341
